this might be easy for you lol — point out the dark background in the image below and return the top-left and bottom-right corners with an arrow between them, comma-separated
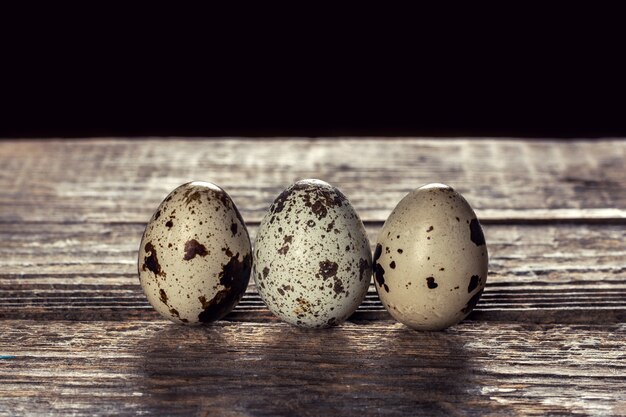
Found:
1,8 -> 624,139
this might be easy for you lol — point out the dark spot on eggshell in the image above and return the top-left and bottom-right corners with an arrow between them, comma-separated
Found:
317,260 -> 338,279
358,258 -> 370,282
262,266 -> 270,278
278,235 -> 294,255
295,297 -> 313,314
300,184 -> 346,220
169,308 -> 181,318
270,181 -> 346,223
213,189 -> 232,209
327,317 -> 338,326
307,219 -> 316,227
159,288 -> 168,305
230,222 -> 238,236
184,190 -> 204,206
183,239 -> 209,261
142,242 -> 165,277
461,288 -> 484,315
469,219 -> 486,246
154,210 -> 161,220
373,243 -> 387,291
271,187 -> 293,214
198,252 -> 252,323
277,287 -> 285,296
426,277 -> 438,289
310,200 -> 328,220
389,261 -> 396,269
165,220 -> 174,228
222,247 -> 234,258
229,204 -> 246,232
397,248 -> 403,254
333,278 -> 345,295
427,226 -> 433,232
468,275 -> 480,293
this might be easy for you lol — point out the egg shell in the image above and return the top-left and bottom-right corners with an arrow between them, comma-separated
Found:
138,181 -> 252,325
253,179 -> 372,328
374,183 -> 488,330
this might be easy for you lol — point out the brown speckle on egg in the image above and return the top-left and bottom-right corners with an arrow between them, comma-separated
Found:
253,179 -> 371,328
426,277 -> 438,289
142,242 -> 164,277
183,239 -> 208,261
198,252 -> 252,323
469,218 -> 486,246
358,258 -> 370,281
138,181 -> 252,325
374,183 -> 488,331
468,275 -> 480,293
159,288 -> 168,304
317,260 -> 338,279
461,289 -> 484,315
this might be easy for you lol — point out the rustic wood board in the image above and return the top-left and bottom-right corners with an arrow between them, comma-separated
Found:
1,320 -> 625,417
0,138 -> 625,416
1,223 -> 624,324
1,139 -> 624,223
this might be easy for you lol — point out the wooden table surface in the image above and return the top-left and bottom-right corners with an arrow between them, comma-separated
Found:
0,138 -> 625,416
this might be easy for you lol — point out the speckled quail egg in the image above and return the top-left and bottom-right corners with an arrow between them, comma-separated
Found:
253,179 -> 372,328
374,183 -> 488,330
138,181 -> 252,325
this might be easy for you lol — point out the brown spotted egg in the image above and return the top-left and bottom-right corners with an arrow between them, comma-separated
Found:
138,181 -> 252,325
254,179 -> 372,328
374,183 -> 488,330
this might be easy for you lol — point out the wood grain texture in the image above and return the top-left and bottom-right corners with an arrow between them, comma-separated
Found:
0,223 -> 624,324
0,139 -> 624,223
1,138 -> 625,416
0,320 -> 624,417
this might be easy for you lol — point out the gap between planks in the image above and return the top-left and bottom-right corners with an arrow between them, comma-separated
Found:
0,319 -> 624,417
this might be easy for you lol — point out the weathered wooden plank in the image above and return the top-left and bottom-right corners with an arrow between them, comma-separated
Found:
1,223 -> 624,323
0,320 -> 624,417
0,139 -> 624,223
0,138 -> 624,416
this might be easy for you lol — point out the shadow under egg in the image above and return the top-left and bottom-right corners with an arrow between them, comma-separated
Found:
131,320 -> 498,416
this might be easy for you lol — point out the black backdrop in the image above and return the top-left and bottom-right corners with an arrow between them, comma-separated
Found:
1,9 -> 624,139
